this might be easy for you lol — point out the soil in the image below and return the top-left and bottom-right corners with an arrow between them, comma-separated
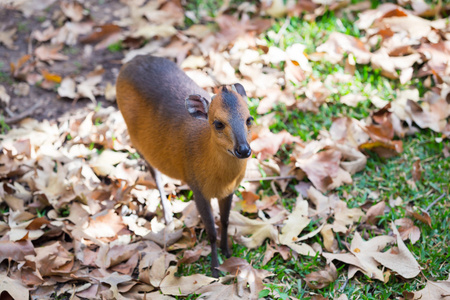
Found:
0,0 -> 125,124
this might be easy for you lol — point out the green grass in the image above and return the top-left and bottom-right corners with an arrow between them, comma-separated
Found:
173,8 -> 450,299
176,131 -> 449,299
107,41 -> 124,53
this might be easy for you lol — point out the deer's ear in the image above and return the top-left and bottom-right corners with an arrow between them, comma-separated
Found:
185,94 -> 210,120
232,83 -> 247,98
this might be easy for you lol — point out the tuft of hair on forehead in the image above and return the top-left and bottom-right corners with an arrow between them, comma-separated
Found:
219,85 -> 240,109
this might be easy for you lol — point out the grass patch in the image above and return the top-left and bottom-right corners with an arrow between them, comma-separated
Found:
108,41 -> 124,53
175,9 -> 449,299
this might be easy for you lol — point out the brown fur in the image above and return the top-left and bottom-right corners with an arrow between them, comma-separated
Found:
116,55 -> 252,277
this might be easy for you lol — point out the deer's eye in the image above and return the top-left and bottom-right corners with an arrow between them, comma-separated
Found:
246,117 -> 254,126
214,120 -> 225,130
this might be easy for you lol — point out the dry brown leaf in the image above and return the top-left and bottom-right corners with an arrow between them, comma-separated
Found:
197,282 -> 251,300
239,191 -> 260,213
138,241 -> 176,282
256,89 -> 296,114
0,273 -> 29,300
371,223 -> 421,278
111,252 -> 139,275
83,209 -> 126,239
96,242 -> 141,269
316,32 -> 371,64
32,241 -> 74,276
323,232 -> 395,281
366,201 -> 386,225
0,28 -> 17,50
228,211 -> 281,248
320,224 -> 338,252
90,150 -> 128,177
32,25 -> 58,42
411,275 -> 450,300
406,98 -> 450,133
407,207 -> 432,227
295,145 -> 351,193
60,1 -> 84,22
304,263 -> 338,289
35,44 -> 69,62
307,186 -> 339,221
80,24 -> 123,50
279,197 -> 318,256
412,159 -> 423,182
251,130 -> 303,160
359,107 -> 404,157
0,85 -> 10,105
340,93 -> 366,107
262,243 -> 291,265
218,257 -> 272,300
395,218 -> 421,244
332,200 -> 366,233
98,271 -> 133,299
7,211 -> 47,241
160,266 -> 216,296
418,41 -> 450,79
57,77 -> 77,99
0,240 -> 35,263
76,66 -> 105,103
178,241 -> 209,265
215,14 -> 272,45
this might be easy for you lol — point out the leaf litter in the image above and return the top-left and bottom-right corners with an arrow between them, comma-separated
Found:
0,0 -> 449,299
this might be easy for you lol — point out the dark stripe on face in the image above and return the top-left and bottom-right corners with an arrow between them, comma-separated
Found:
221,88 -> 248,145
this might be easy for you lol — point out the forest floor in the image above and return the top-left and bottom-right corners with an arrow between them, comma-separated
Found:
0,0 -> 449,299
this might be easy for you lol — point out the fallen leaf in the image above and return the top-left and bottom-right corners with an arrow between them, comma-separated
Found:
80,24 -> 123,50
372,223 -> 421,278
76,66 -> 105,103
406,208 -> 432,227
412,159 -> 423,181
57,77 -> 77,99
333,200 -> 366,233
90,150 -> 128,177
197,282 -> 251,300
41,69 -> 62,83
60,1 -> 84,22
228,211 -> 282,248
83,209 -> 126,239
411,275 -> 450,300
33,241 -> 74,276
0,85 -> 11,105
295,145 -> 351,193
0,273 -> 29,300
316,32 -> 371,64
320,224 -> 338,252
251,130 -> 303,160
35,44 -> 68,62
0,240 -> 35,263
340,93 -> 366,107
0,28 -> 17,50
239,191 -> 260,213
179,242 -> 208,265
279,197 -> 318,256
218,257 -> 272,300
304,263 -> 338,289
99,271 -> 133,299
262,243 -> 290,265
394,218 -> 421,244
160,266 -> 216,296
366,201 -> 386,225
323,232 -> 395,281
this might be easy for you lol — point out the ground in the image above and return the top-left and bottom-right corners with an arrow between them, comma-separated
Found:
0,0 -> 449,300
